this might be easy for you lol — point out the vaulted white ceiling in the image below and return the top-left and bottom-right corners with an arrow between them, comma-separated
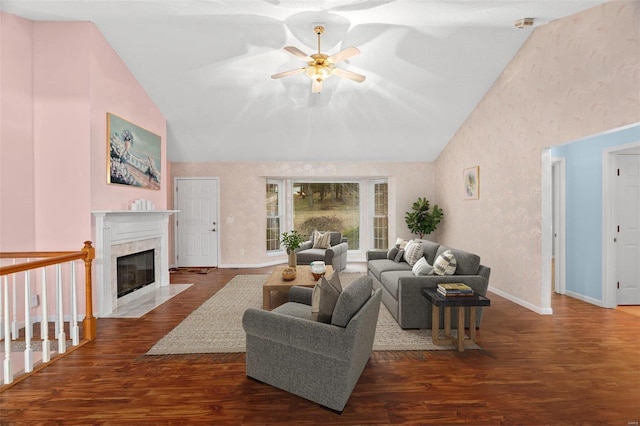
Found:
2,0 -> 605,162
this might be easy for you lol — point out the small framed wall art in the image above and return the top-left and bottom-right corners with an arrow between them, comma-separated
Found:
463,166 -> 479,200
107,113 -> 161,190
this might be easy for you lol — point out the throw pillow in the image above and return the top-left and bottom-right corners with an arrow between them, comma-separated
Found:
412,257 -> 434,276
387,244 -> 400,260
403,240 -> 424,267
395,237 -> 409,249
393,249 -> 405,263
402,239 -> 414,261
312,230 -> 332,249
311,282 -> 321,317
317,272 -> 342,323
433,249 -> 457,276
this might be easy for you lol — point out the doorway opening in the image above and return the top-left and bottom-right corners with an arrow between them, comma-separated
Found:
541,124 -> 640,312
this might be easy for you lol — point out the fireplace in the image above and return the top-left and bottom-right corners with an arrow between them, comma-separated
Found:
92,210 -> 177,317
117,249 -> 155,298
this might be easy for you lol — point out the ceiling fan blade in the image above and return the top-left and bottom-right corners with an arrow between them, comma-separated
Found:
284,46 -> 312,60
328,46 -> 360,64
311,79 -> 322,93
271,68 -> 306,79
332,68 -> 366,83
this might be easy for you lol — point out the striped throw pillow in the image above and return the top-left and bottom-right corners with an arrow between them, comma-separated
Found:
312,231 -> 332,249
433,250 -> 457,276
403,240 -> 423,267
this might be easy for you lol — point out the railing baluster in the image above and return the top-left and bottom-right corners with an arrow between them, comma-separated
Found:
11,260 -> 18,340
24,269 -> 33,373
70,261 -> 79,346
3,275 -> 12,384
0,270 -> 3,341
56,264 -> 66,354
41,268 -> 50,363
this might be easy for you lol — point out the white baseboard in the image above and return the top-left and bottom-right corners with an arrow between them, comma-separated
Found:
564,290 -> 606,308
218,259 -> 284,269
488,286 -> 553,315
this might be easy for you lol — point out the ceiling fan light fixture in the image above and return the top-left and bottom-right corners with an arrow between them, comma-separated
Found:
271,25 -> 365,93
306,65 -> 332,81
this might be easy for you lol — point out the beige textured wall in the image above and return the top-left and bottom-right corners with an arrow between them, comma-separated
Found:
171,162 -> 434,266
434,1 -> 640,310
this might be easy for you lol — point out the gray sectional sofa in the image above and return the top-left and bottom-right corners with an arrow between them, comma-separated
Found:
367,239 -> 490,329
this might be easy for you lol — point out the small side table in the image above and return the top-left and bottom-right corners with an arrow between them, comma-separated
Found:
421,288 -> 490,352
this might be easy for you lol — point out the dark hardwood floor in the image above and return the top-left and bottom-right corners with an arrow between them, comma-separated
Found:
1,266 -> 639,425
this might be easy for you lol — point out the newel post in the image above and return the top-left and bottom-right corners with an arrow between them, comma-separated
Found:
81,241 -> 97,340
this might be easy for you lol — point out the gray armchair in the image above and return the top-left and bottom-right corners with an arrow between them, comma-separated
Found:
295,231 -> 348,271
242,276 -> 382,412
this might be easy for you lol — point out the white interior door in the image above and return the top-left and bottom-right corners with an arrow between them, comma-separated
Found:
176,178 -> 219,267
616,154 -> 640,305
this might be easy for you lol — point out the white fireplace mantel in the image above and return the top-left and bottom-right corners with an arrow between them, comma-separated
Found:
92,210 -> 178,317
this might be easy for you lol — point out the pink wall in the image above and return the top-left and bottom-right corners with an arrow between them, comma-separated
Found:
434,2 -> 640,311
0,13 -> 35,251
89,25 -> 167,212
32,22 -> 92,250
0,14 -> 167,252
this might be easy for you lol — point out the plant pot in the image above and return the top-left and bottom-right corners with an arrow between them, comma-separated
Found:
288,251 -> 297,268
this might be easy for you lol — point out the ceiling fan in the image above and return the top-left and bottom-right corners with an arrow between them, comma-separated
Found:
271,25 -> 366,93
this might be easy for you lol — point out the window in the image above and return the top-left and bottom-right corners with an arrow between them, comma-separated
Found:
292,182 -> 360,250
265,178 -> 389,253
266,180 -> 283,252
372,181 -> 389,249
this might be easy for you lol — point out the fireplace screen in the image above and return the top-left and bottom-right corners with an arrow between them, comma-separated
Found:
117,249 -> 155,298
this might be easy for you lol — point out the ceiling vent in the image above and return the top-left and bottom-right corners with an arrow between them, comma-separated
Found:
514,18 -> 534,29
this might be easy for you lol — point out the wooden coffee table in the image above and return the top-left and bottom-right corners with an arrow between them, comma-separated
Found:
262,265 -> 333,310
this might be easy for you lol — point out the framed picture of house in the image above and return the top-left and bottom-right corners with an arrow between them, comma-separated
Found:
107,113 -> 161,190
463,166 -> 479,200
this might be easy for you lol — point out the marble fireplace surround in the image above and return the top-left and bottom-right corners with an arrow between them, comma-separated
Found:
92,210 -> 177,317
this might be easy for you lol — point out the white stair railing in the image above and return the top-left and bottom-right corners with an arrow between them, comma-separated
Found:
0,242 -> 95,387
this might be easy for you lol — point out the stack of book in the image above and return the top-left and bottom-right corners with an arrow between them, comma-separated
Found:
437,283 -> 474,297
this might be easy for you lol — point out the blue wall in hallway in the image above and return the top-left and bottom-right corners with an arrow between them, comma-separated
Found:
551,123 -> 640,301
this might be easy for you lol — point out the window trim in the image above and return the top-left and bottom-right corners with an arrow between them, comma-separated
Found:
266,177 -> 389,255
371,179 -> 389,250
266,179 -> 284,254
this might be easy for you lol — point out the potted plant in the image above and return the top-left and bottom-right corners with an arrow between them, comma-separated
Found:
404,197 -> 444,238
281,230 -> 303,267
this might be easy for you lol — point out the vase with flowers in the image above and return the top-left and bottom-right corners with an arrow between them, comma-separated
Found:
281,230 -> 303,267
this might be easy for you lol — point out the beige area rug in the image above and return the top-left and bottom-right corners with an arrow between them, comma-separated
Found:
146,274 -> 478,355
